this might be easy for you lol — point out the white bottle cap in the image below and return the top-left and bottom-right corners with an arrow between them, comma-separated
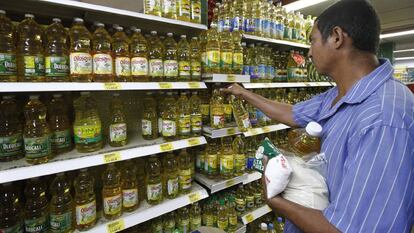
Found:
167,32 -> 173,37
181,35 -> 187,38
192,37 -> 198,40
116,26 -> 123,31
53,94 -> 62,98
95,22 -> 104,27
260,223 -> 268,230
306,122 -> 322,137
0,10 -> 6,14
129,26 -> 137,31
135,28 -> 141,33
151,31 -> 157,35
25,13 -> 34,18
73,17 -> 83,23
52,18 -> 61,23
29,95 -> 39,100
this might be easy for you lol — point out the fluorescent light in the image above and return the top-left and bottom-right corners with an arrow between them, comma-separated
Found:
394,49 -> 414,53
380,29 -> 414,39
395,57 -> 414,61
284,0 -> 330,11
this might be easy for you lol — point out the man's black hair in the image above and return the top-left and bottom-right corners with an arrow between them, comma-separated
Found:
316,0 -> 381,54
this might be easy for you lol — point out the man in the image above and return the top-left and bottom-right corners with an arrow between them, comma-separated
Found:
223,0 -> 414,232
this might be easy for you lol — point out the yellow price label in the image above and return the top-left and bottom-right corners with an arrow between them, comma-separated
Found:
263,83 -> 271,87
226,128 -> 236,135
249,128 -> 260,135
188,138 -> 201,146
107,219 -> 125,233
158,82 -> 173,89
263,126 -> 271,133
160,143 -> 174,152
103,152 -> 121,163
104,83 -> 122,90
188,192 -> 201,203
227,74 -> 236,82
188,82 -> 201,88
245,214 -> 254,223
225,179 -> 236,188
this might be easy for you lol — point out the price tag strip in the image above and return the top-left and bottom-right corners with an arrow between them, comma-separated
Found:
107,219 -> 125,233
160,143 -> 174,152
188,138 -> 201,146
104,83 -> 122,90
103,152 -> 121,163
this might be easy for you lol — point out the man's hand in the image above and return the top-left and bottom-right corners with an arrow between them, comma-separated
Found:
220,83 -> 248,97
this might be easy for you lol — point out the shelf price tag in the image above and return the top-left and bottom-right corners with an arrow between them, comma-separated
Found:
188,192 -> 202,203
104,83 -> 122,90
107,218 -> 125,233
249,128 -> 260,136
225,178 -> 236,188
159,82 -> 173,89
103,152 -> 121,163
245,214 -> 255,223
160,143 -> 174,152
188,138 -> 201,146
226,74 -> 236,82
304,83 -> 311,87
226,128 -> 236,135
263,126 -> 271,133
188,82 -> 201,88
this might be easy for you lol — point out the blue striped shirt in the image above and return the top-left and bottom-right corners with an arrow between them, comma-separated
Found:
285,59 -> 414,233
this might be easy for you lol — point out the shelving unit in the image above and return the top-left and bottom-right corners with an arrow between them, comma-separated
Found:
203,124 -> 242,138
243,172 -> 262,185
242,34 -> 310,49
236,224 -> 247,233
241,205 -> 273,225
195,173 -> 247,194
203,74 -> 251,83
243,124 -> 291,137
242,82 -> 335,89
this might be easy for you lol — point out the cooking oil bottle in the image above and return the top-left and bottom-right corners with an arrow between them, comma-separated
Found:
163,212 -> 176,233
217,199 -> 228,231
102,163 -> 122,220
205,139 -> 219,179
210,86 -> 225,129
199,31 -> 208,74
177,207 -> 190,232
287,50 -> 298,82
49,173 -> 73,233
148,31 -> 164,82
142,92 -> 158,140
232,28 -> 243,74
190,203 -> 201,231
48,94 -> 72,155
69,18 -> 92,82
245,183 -> 255,211
191,0 -> 202,23
248,44 -> 259,82
23,95 -> 52,164
189,37 -> 201,81
177,35 -> 191,81
24,177 -> 49,233
91,22 -> 113,82
220,137 -> 234,179
177,0 -> 191,21
0,10 -> 17,82
206,25 -> 220,74
219,25 -> 233,74
233,135 -> 246,176
178,149 -> 192,194
163,32 -> 178,82
113,26 -> 131,82
253,181 -> 264,207
200,90 -> 210,126
146,155 -> 163,205
74,168 -> 97,231
162,0 -> 177,19
109,93 -> 128,147
177,92 -> 191,139
0,182 -> 23,232
163,152 -> 179,199
73,92 -> 103,153
223,95 -> 232,124
162,92 -> 177,141
145,0 -> 162,16
130,28 -> 149,82
0,95 -> 24,162
189,91 -> 202,136
45,18 -> 69,82
274,2 -> 284,40
288,122 -> 322,156
17,14 -> 45,82
121,161 -> 139,212
227,196 -> 238,232
235,184 -> 246,217
230,95 -> 251,132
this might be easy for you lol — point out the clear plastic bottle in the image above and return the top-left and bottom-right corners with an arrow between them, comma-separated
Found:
233,135 -> 246,176
162,0 -> 177,19
199,30 -> 208,74
245,183 -> 255,211
232,28 -> 243,74
48,94 -> 72,155
235,184 -> 246,217
177,92 -> 191,139
248,44 -> 259,82
162,92 -> 177,141
258,223 -> 268,233
113,26 -> 131,82
205,139 -> 219,179
24,178 -> 49,233
142,92 -> 158,140
146,155 -> 163,205
91,22 -> 113,82
220,137 -> 234,179
177,207 -> 190,232
231,95 -> 251,132
288,122 -> 322,156
102,163 -> 122,220
227,196 -> 238,232
190,203 -> 202,231
177,0 -> 191,22
17,14 -> 45,82
74,168 -> 97,231
45,18 -> 69,82
69,18 -> 92,82
130,28 -> 149,82
210,86 -> 225,129
205,25 -> 220,74
0,182 -> 23,232
217,199 -> 228,231
109,93 -> 128,147
163,212 -> 176,233
177,35 -> 191,81
23,95 -> 52,164
163,33 -> 178,82
189,37 -> 201,81
274,2 -> 284,40
145,0 -> 162,16
148,31 -> 164,82
219,25 -> 233,74
121,161 -> 139,212
0,96 -> 24,162
178,149 -> 192,194
163,152 -> 179,199
223,95 -> 232,124
189,91 -> 202,136
0,10 -> 17,82
191,0 -> 202,23
49,173 -> 73,233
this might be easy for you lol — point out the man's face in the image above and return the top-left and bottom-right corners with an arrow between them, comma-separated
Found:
308,22 -> 332,76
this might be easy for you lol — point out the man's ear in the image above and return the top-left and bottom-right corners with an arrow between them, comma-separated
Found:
329,26 -> 347,49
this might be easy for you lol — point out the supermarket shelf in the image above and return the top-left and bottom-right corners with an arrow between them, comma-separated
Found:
195,173 -> 247,194
241,205 -> 273,225
243,124 -> 291,137
0,82 -> 207,93
242,34 -> 310,49
242,82 -> 334,89
405,81 -> 414,85
203,124 -> 241,138
236,223 -> 247,233
77,183 -> 208,233
1,0 -> 207,35
243,172 -> 262,185
0,136 -> 206,184
203,74 -> 251,83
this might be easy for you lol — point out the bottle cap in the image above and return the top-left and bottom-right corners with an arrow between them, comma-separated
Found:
25,13 -> 34,18
260,223 -> 268,230
53,94 -> 62,98
52,18 -> 61,23
0,10 -> 6,14
73,17 -> 83,23
277,217 -> 283,222
151,31 -> 157,35
181,35 -> 187,38
129,26 -> 137,31
167,32 -> 173,37
116,26 -> 123,31
192,37 -> 197,40
29,95 -> 39,100
95,22 -> 104,27
134,28 -> 141,33
305,122 -> 322,137
268,223 -> 274,230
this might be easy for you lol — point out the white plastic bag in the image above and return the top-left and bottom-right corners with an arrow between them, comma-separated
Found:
264,153 -> 293,199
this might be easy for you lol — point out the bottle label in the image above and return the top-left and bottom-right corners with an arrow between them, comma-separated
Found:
244,18 -> 253,33
93,54 -> 113,75
242,118 -> 251,129
45,56 -> 69,77
179,61 -> 191,76
179,0 -> 191,17
233,52 -> 243,66
50,211 -> 72,232
253,18 -> 261,33
115,57 -> 131,76
201,52 -> 207,67
246,196 -> 255,208
178,114 -> 191,134
51,129 -> 71,149
212,115 -> 224,128
191,61 -> 201,76
110,123 -> 127,142
190,113 -> 202,133
0,53 -> 17,75
220,52 -> 233,66
258,64 -> 266,79
220,156 -> 234,173
191,217 -> 201,230
262,19 -> 270,35
24,136 -> 51,159
269,21 -> 275,36
200,104 -> 209,116
70,52 -> 92,74
123,188 -> 138,208
223,104 -> 232,116
231,16 -> 240,31
249,110 -> 258,126
191,2 -> 201,21
235,198 -> 246,212
247,156 -> 255,170
162,120 -> 176,137
207,50 -> 220,67
167,177 -> 179,196
179,219 -> 189,233
147,183 -> 162,201
179,168 -> 192,190
74,125 -> 102,144
217,219 -> 228,230
158,117 -> 163,134
250,65 -> 259,79
131,57 -> 148,76
218,20 -> 224,32
149,59 -> 163,76
104,194 -> 122,215
142,119 -> 152,136
206,154 -> 217,172
0,133 -> 23,157
243,65 -> 250,75
24,55 -> 45,76
24,215 -> 48,233
284,26 -> 292,40
267,66 -> 275,79
254,192 -> 263,206
0,223 -> 23,233
275,23 -> 285,38
164,60 -> 178,77
234,154 -> 246,171
75,200 -> 96,225
292,28 -> 298,41
287,67 -> 301,82
163,0 -> 176,14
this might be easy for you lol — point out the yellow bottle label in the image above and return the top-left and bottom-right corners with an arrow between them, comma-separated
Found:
179,168 -> 192,190
74,125 -> 102,144
70,52 -> 92,75
234,154 -> 246,171
233,52 -> 243,65
206,154 -> 218,172
23,55 -> 45,76
178,114 -> 191,134
179,0 -> 191,17
190,114 -> 202,132
220,155 -> 234,173
191,61 -> 201,76
224,104 -> 232,115
217,219 -> 228,230
179,61 -> 191,76
207,50 -> 220,65
122,188 -> 138,208
131,57 -> 148,76
220,52 -> 233,66
229,215 -> 238,226
115,57 -> 131,76
162,120 -> 176,137
75,201 -> 96,225
200,104 -> 210,116
93,53 -> 113,75
103,194 -> 122,215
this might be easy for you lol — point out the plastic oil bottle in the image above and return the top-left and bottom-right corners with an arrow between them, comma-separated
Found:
178,149 -> 192,194
189,37 -> 201,81
248,44 -> 259,82
177,35 -> 191,81
113,26 -> 131,82
45,18 -> 69,82
223,95 -> 232,124
245,183 -> 256,211
0,96 -> 24,162
205,139 -> 219,179
74,168 -> 97,231
142,92 -> 158,140
102,163 -> 122,220
199,31 -> 208,74
206,25 -> 220,74
0,10 -> 17,82
162,92 -> 177,141
109,93 -> 128,147
0,182 -> 23,233
24,178 -> 49,233
219,25 -> 233,74
177,0 -> 191,22
210,86 -> 225,129
163,32 -> 178,82
121,161 -> 139,212
145,0 -> 162,17
288,121 -> 322,156
130,28 -> 149,82
163,212 -> 176,233
91,22 -> 113,82
49,173 -> 73,233
217,199 -> 228,231
178,207 -> 190,232
48,94 -> 72,155
232,28 -> 243,74
17,14 -> 45,82
23,95 -> 52,164
177,92 -> 191,139
233,135 -> 246,176
191,0 -> 202,23
162,0 -> 177,19
73,92 -> 103,153
148,31 -> 164,82
227,196 -> 238,232
69,18 -> 92,82
235,184 -> 246,217
232,0 -> 244,32
200,90 -> 210,126
287,50 -> 298,82
164,152 -> 179,199
189,91 -> 202,136
253,180 -> 264,207
220,137 -> 234,179
146,155 -> 163,205
190,203 -> 202,231
274,2 -> 284,40
231,95 -> 251,132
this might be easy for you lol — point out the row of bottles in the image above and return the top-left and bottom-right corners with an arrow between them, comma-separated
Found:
144,0 -> 202,24
249,213 -> 285,233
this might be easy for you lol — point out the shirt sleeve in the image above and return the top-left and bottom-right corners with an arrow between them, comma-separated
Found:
292,91 -> 328,127
323,125 -> 414,233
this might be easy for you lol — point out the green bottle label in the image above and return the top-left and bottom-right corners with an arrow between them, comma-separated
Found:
23,55 -> 45,76
24,215 -> 48,233
0,53 -> 17,75
24,136 -> 51,159
50,211 -> 72,232
0,223 -> 23,233
50,129 -> 71,149
0,133 -> 23,157
74,125 -> 102,144
45,56 -> 69,77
